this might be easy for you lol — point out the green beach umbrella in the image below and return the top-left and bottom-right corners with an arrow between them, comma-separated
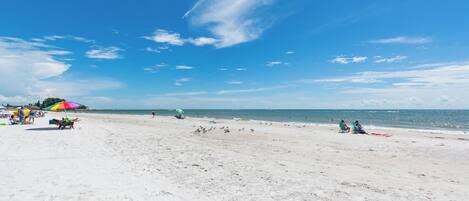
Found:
175,109 -> 184,114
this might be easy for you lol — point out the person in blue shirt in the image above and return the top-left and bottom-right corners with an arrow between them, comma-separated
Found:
352,121 -> 367,134
18,107 -> 24,124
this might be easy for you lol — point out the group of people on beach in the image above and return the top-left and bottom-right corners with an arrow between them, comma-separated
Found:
8,107 -> 45,125
339,120 -> 367,134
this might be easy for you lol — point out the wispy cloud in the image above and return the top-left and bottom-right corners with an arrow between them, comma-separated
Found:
330,56 -> 367,64
43,35 -> 65,41
144,47 -> 161,53
46,50 -> 73,55
189,37 -> 218,46
369,36 -> 431,44
175,78 -> 191,86
185,0 -> 274,48
217,85 -> 288,95
143,63 -> 168,73
375,55 -> 407,63
219,68 -> 228,71
70,36 -> 95,43
32,35 -> 95,43
86,46 -> 123,59
226,81 -> 243,85
286,51 -> 295,54
309,62 -> 469,108
236,68 -> 247,71
266,61 -> 288,67
0,36 -> 121,103
159,91 -> 208,97
317,63 -> 469,86
175,65 -> 194,70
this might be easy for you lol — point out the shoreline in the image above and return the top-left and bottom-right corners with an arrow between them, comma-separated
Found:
75,111 -> 469,135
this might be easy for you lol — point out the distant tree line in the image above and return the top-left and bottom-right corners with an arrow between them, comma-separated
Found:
2,98 -> 87,110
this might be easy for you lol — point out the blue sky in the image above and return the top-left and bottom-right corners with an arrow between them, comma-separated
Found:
1,0 -> 469,109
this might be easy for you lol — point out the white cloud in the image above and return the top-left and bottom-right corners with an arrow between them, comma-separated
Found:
155,63 -> 168,68
175,65 -> 194,70
286,51 -> 295,54
369,36 -> 431,44
0,37 -> 70,85
144,47 -> 161,53
175,78 -> 191,86
236,68 -> 247,71
0,37 -> 122,104
331,56 -> 367,64
375,56 -> 407,63
143,29 -> 185,46
144,29 -> 217,47
227,81 -> 243,85
219,68 -> 228,71
185,0 -> 274,48
266,61 -> 288,67
190,37 -> 218,46
86,46 -> 123,59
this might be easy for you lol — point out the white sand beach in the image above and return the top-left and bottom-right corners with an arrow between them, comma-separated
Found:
1,113 -> 469,201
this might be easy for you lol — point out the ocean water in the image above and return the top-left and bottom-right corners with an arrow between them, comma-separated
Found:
82,110 -> 469,132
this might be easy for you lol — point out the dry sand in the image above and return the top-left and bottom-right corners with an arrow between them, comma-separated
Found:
1,112 -> 468,201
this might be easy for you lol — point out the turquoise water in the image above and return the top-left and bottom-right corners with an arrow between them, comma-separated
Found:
82,110 -> 469,132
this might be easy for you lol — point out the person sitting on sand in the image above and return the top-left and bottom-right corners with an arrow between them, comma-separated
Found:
339,120 -> 350,133
352,121 -> 367,134
175,113 -> 185,119
29,110 -> 36,123
9,115 -> 19,125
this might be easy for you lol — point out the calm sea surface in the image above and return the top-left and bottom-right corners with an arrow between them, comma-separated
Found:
83,110 -> 469,132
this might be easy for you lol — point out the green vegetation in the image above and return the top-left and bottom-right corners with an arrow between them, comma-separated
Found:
40,98 -> 65,108
1,98 -> 88,110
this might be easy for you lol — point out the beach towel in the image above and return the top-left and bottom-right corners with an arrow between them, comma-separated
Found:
369,132 -> 392,137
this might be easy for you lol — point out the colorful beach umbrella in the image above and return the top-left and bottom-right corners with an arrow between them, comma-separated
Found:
45,101 -> 81,111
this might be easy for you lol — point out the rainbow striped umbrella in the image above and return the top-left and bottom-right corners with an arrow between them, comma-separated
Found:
45,101 -> 81,111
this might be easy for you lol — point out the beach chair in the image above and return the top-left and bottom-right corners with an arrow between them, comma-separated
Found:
175,114 -> 185,119
59,119 -> 74,129
339,122 -> 350,133
49,118 -> 78,129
